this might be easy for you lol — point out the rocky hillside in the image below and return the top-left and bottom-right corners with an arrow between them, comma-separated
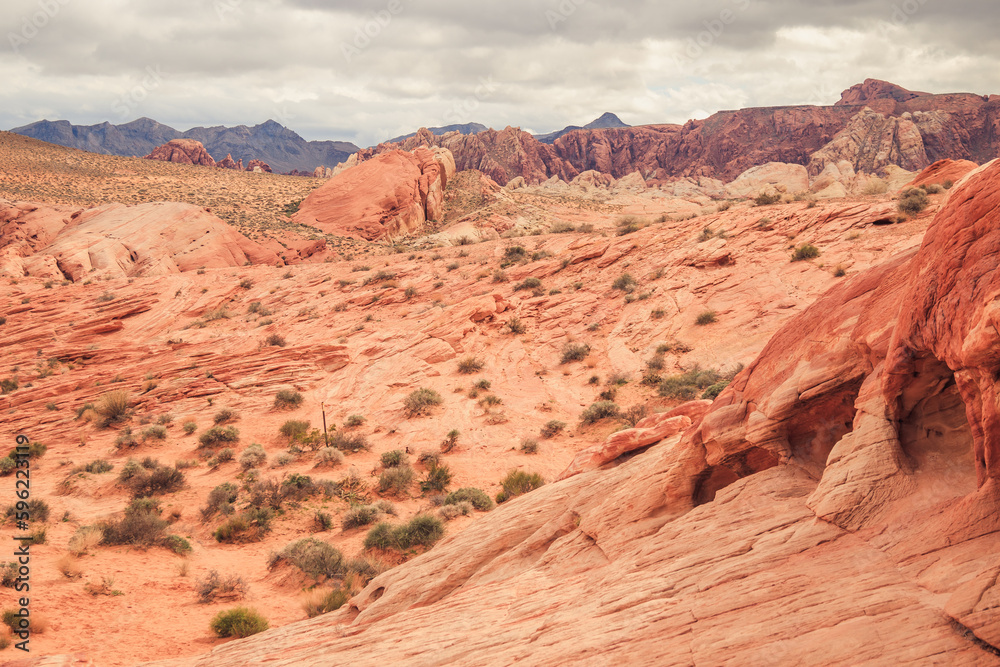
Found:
138,161 -> 1000,667
363,79 -> 1000,186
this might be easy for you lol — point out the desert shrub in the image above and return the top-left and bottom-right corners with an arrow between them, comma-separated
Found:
120,463 -> 185,498
520,438 -> 540,454
279,420 -> 310,442
182,421 -> 197,435
273,389 -> 304,410
501,245 -> 527,266
696,310 -> 718,325
94,390 -> 131,428
658,365 -> 732,400
612,273 -> 637,292
279,473 -> 320,502
479,394 -> 502,407
560,342 -> 591,364
210,607 -> 269,638
1,377 -> 18,395
506,316 -> 526,334
404,388 -> 443,416
115,427 -> 139,449
616,215 -> 644,235
344,414 -> 366,428
440,429 -> 460,453
199,426 -> 239,448
791,243 -> 820,262
68,526 -> 104,555
142,425 -> 167,441
82,460 -> 114,474
540,420 -> 567,438
897,187 -> 929,215
239,444 -> 267,470
0,458 -> 13,476
314,511 -> 334,531
417,451 -> 442,468
457,356 -> 485,374
380,450 -> 407,468
420,463 -> 453,493
213,408 -> 239,425
202,483 -> 239,521
444,487 -> 493,512
580,401 -> 621,424
265,333 -> 287,347
701,381 -> 730,400
620,405 -> 648,427
378,466 -> 415,497
861,177 -> 889,195
496,470 -> 545,504
314,447 -> 344,468
99,500 -> 169,547
273,538 -> 345,580
196,570 -> 248,603
439,502 -> 474,521
0,562 -> 19,587
364,515 -> 444,551
329,431 -> 369,453
239,278 -> 253,289
272,453 -> 295,467
214,508 -> 274,543
302,587 -> 351,618
342,504 -> 381,530
513,277 -> 542,292
754,191 -> 782,206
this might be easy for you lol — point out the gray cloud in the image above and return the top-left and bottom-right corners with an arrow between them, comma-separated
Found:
1,0 -> 998,147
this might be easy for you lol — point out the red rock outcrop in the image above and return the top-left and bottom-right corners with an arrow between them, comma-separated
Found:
143,155 -> 1000,667
216,153 -> 240,170
1,200 -> 281,280
836,78 -> 929,106
292,146 -> 456,240
908,158 -> 979,188
245,159 -> 272,173
143,139 -> 216,167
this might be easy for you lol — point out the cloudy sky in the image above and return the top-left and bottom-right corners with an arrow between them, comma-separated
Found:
1,0 -> 996,147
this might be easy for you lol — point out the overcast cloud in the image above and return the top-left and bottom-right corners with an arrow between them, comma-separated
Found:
1,0 -> 996,147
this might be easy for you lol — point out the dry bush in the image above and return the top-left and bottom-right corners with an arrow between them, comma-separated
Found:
56,554 -> 83,579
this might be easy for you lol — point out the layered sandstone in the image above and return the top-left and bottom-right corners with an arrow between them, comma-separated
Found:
143,139 -> 216,167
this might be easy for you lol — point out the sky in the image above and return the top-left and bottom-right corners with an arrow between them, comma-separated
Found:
1,0 -> 997,148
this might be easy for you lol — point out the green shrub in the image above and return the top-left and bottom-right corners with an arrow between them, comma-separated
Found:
314,511 -> 334,531
214,508 -> 274,543
496,470 -> 545,504
695,310 -> 718,325
142,425 -> 167,441
580,401 -> 621,424
457,356 -> 485,374
199,426 -> 239,448
1,561 -> 18,587
0,457 -> 14,476
115,427 -> 139,449
279,420 -> 310,441
658,365 -> 736,400
612,273 -> 638,292
380,450 -> 407,468
702,381 -> 730,400
444,487 -> 494,511
404,388 -> 443,416
273,538 -> 345,579
364,515 -> 445,551
420,463 -> 453,493
273,389 -> 304,410
754,191 -> 782,206
343,504 -> 381,530
439,501 -> 473,521
329,431 -> 369,453
182,421 -> 197,435
210,607 -> 269,638
0,377 -> 18,395
120,462 -> 185,498
791,243 -> 820,262
83,460 -> 114,474
239,444 -> 267,470
303,588 -> 350,618
506,316 -> 526,334
344,414 -> 366,428
378,466 -> 415,497
513,277 -> 542,292
560,342 -> 591,364
540,420 -> 566,439
897,187 -> 929,215
213,408 -> 239,425
4,499 -> 49,523
202,483 -> 239,521
99,500 -> 170,547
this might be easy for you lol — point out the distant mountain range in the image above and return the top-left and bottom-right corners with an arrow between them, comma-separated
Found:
533,112 -> 630,144
9,118 -> 361,175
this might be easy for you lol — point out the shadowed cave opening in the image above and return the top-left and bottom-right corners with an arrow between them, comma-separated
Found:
896,355 -> 977,498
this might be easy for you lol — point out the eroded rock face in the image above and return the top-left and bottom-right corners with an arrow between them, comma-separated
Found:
908,158 -> 979,188
143,139 -> 217,167
245,159 -> 272,173
807,108 -> 930,176
1,200 -> 281,280
145,131 -> 1000,667
292,147 -> 456,240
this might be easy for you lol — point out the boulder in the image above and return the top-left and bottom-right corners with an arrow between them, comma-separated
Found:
143,139 -> 216,167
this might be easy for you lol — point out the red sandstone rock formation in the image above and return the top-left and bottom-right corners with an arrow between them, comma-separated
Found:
143,138 -> 216,167
292,146 -> 456,240
216,153 -> 239,170
836,78 -> 929,106
245,159 -> 272,173
908,158 -> 980,188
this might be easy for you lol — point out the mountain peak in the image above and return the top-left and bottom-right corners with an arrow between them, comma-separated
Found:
836,79 -> 929,107
585,112 -> 629,129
